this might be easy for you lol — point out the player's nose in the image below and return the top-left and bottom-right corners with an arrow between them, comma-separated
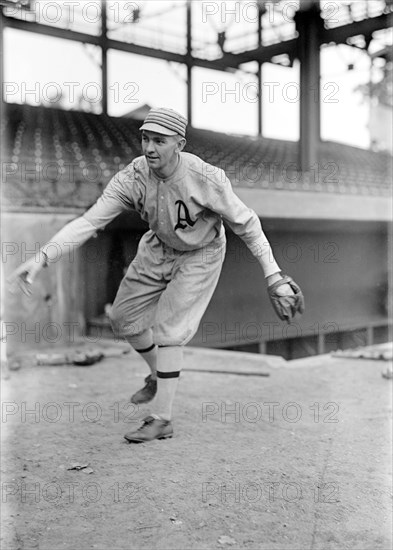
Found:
144,140 -> 155,154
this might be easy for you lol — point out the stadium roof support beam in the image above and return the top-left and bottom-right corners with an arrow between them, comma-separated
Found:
2,11 -> 391,72
295,6 -> 323,171
221,39 -> 298,68
0,14 -> 297,72
226,13 -> 392,65
186,0 -> 192,125
101,0 -> 108,115
257,1 -> 263,137
321,12 -> 393,46
0,14 -> 226,72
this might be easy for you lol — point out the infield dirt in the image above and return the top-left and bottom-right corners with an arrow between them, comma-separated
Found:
1,342 -> 392,550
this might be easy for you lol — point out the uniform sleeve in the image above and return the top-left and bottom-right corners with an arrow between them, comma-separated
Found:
41,217 -> 99,261
41,163 -> 139,262
206,170 -> 281,278
83,163 -> 137,230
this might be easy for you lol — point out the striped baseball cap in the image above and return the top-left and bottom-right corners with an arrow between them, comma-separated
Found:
140,107 -> 187,137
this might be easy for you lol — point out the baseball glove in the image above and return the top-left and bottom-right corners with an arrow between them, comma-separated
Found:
268,275 -> 305,323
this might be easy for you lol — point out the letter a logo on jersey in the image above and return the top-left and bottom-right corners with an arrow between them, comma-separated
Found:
174,200 -> 196,231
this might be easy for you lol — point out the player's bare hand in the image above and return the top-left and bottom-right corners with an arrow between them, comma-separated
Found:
7,254 -> 46,296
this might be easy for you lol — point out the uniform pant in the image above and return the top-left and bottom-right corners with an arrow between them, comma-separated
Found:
110,230 -> 226,346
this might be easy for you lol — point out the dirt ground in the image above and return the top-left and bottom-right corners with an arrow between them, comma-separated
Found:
1,341 -> 392,550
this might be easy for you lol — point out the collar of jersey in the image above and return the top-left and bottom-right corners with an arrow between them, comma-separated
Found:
149,154 -> 185,184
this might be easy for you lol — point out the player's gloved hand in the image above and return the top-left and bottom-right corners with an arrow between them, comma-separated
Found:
7,251 -> 48,296
267,273 -> 305,323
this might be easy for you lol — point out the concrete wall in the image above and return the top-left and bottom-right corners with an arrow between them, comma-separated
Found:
2,211 -> 86,354
1,209 -> 145,353
191,219 -> 390,348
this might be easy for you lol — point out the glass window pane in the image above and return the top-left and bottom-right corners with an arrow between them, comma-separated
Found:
107,49 -> 187,117
262,62 -> 300,141
4,29 -> 102,113
321,44 -> 371,148
192,67 -> 260,136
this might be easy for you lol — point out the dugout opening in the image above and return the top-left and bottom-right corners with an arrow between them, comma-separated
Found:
84,217 -> 391,362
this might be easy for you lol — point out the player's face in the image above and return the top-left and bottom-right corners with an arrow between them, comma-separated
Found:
141,131 -> 184,177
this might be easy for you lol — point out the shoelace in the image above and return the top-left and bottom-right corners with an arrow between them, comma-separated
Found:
137,416 -> 155,430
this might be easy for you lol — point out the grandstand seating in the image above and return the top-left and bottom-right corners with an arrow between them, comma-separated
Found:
2,102 -> 391,209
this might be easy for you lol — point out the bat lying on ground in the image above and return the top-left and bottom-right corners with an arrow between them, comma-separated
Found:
9,347 -> 130,369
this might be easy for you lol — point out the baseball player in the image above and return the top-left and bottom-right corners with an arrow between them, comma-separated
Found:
9,107 -> 304,443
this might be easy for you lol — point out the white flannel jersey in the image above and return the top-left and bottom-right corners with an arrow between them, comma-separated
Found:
42,152 -> 280,277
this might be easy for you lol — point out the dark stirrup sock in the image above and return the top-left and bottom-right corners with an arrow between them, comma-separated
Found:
135,343 -> 156,354
133,343 -> 157,379
157,370 -> 180,379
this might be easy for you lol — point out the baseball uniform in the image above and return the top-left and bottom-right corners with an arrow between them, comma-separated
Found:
41,151 -> 280,346
12,107 -> 302,441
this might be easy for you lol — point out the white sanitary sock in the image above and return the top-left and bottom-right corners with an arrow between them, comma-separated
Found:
153,346 -> 183,421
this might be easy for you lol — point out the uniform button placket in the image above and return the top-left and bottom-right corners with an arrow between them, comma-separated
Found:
158,180 -> 165,224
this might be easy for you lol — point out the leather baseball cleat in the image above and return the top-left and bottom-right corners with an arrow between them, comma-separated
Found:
130,374 -> 157,404
124,415 -> 173,442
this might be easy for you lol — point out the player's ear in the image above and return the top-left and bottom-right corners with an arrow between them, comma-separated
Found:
175,137 -> 186,152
